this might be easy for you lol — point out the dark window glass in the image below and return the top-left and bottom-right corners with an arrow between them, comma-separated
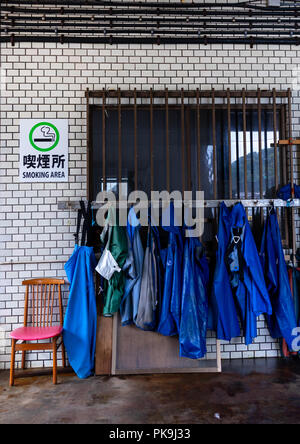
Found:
90,105 -> 283,202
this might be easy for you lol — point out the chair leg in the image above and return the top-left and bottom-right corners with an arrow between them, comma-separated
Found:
9,339 -> 16,387
21,342 -> 26,370
52,337 -> 57,385
61,336 -> 66,368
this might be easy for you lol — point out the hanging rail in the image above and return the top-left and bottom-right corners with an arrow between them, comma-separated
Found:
87,90 -> 290,99
58,199 -> 300,211
0,259 -> 67,266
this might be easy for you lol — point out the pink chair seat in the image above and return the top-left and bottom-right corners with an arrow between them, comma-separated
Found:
10,326 -> 63,341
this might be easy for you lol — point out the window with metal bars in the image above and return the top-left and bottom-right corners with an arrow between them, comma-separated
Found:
87,89 -> 291,247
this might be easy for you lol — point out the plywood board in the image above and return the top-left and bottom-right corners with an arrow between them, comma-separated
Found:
95,315 -> 113,375
112,314 -> 221,374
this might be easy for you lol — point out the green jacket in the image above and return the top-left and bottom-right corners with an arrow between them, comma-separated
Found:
102,222 -> 128,316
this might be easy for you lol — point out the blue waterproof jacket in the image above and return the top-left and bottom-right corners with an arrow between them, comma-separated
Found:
63,245 -> 97,379
157,203 -> 184,336
211,203 -> 241,341
291,268 -> 300,327
260,209 -> 297,349
277,183 -> 300,200
179,235 -> 209,359
212,202 -> 272,345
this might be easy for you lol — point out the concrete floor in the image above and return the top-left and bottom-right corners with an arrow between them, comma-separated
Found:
1,358 -> 300,424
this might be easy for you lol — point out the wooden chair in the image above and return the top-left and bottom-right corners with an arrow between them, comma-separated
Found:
9,278 -> 66,386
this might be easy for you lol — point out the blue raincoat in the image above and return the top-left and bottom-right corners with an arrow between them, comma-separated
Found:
277,183 -> 300,200
63,245 -> 97,379
179,235 -> 209,359
291,267 -> 300,327
120,207 -> 144,326
157,203 -> 184,336
212,202 -> 272,345
211,203 -> 241,341
260,209 -> 297,349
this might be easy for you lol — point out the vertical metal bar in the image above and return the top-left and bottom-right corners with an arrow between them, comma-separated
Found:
86,88 -> 90,200
165,88 -> 170,192
281,103 -> 289,246
212,88 -> 218,231
212,88 -> 217,199
227,88 -> 232,199
235,109 -> 240,199
150,88 -> 154,191
288,87 -> 296,264
186,107 -> 191,191
257,88 -> 263,198
196,89 -> 202,241
288,88 -> 294,188
257,88 -> 264,223
264,110 -> 269,190
181,88 -> 186,193
242,88 -> 248,199
273,88 -> 279,191
250,109 -> 254,198
118,88 -> 122,186
281,104 -> 287,185
249,107 -> 254,221
196,88 -> 201,191
134,88 -> 138,190
102,88 -> 106,191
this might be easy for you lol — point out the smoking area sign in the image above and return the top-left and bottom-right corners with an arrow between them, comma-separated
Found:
19,119 -> 68,182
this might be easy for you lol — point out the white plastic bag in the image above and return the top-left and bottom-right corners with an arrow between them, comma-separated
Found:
95,247 -> 121,280
95,224 -> 121,280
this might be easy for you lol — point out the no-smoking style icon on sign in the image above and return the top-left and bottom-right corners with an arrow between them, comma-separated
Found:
29,122 -> 60,152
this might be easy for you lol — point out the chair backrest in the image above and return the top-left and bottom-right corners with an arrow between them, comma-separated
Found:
22,278 -> 65,328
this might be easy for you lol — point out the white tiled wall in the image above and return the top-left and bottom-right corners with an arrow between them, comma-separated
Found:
0,41 -> 300,370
